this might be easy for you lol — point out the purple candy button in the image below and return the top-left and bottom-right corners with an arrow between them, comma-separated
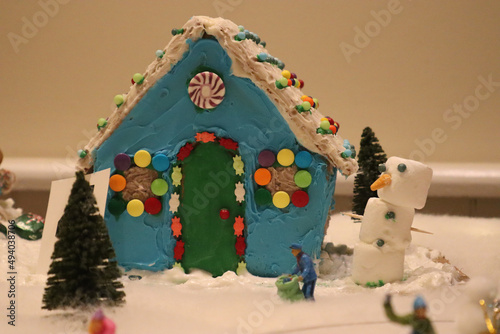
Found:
258,150 -> 275,167
114,153 -> 131,171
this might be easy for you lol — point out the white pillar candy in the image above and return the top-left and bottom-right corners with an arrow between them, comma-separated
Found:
375,157 -> 433,209
351,241 -> 405,285
359,198 -> 415,249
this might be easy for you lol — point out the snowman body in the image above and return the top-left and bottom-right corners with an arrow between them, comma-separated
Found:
351,157 -> 432,285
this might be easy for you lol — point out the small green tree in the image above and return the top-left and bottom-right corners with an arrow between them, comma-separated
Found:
42,171 -> 125,310
352,127 -> 387,217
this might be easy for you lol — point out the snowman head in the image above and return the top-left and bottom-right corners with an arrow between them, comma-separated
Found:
371,157 -> 432,209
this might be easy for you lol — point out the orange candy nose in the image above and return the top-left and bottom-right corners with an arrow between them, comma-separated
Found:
370,174 -> 392,191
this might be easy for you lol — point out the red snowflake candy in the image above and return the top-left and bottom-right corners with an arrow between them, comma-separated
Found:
219,138 -> 238,151
177,142 -> 194,161
174,240 -> 185,260
233,216 -> 244,236
235,236 -> 246,256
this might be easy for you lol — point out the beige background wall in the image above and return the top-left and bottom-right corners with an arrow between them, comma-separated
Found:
1,0 -> 499,163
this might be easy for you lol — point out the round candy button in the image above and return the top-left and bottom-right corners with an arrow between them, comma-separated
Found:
255,188 -> 272,206
127,199 -> 144,217
152,154 -> 170,171
254,168 -> 272,186
151,179 -> 168,196
291,190 -> 309,208
144,197 -> 162,215
295,151 -> 312,169
258,150 -> 275,167
108,197 -> 126,215
273,191 -> 290,209
134,150 -> 151,167
294,170 -> 312,188
109,174 -> 126,192
277,149 -> 294,167
114,153 -> 131,171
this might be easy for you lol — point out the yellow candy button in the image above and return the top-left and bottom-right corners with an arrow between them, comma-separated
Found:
127,199 -> 144,217
273,191 -> 290,209
277,149 -> 294,167
134,150 -> 151,167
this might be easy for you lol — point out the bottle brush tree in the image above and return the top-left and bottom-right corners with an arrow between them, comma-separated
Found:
352,127 -> 387,218
42,171 -> 125,310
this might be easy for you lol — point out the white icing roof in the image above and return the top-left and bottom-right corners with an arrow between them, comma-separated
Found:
77,16 -> 358,176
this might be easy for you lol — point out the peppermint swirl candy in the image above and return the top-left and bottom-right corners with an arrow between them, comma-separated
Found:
188,71 -> 225,109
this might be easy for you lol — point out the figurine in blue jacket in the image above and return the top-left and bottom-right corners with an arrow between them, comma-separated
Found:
290,243 -> 317,301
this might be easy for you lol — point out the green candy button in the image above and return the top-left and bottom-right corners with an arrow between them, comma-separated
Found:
151,178 -> 168,196
294,170 -> 312,188
108,197 -> 126,216
255,188 -> 272,206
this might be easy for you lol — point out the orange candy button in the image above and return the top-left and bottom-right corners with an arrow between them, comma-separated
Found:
109,174 -> 126,192
254,168 -> 272,186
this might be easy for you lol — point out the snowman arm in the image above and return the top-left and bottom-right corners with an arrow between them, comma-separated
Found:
341,212 -> 364,220
411,227 -> 433,235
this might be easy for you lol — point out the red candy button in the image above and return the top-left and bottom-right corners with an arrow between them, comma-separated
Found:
144,197 -> 162,215
291,190 -> 309,208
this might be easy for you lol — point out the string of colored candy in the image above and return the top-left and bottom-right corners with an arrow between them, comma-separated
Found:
256,52 -> 285,70
275,70 -> 305,89
171,28 -> 184,36
97,118 -> 108,131
234,25 -> 266,47
316,117 -> 340,135
296,95 -> 319,114
340,139 -> 356,159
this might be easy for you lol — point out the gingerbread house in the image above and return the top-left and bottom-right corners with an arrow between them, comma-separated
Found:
77,16 -> 358,277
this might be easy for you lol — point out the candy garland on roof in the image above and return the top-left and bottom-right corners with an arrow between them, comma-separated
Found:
316,116 -> 339,135
171,28 -> 184,36
275,70 -> 305,89
296,95 -> 320,114
97,118 -> 108,131
341,139 -> 357,159
234,25 -> 266,47
256,52 -> 285,70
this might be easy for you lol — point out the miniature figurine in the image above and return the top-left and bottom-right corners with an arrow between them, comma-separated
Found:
384,294 -> 436,334
289,243 -> 317,301
275,275 -> 304,302
88,309 -> 116,334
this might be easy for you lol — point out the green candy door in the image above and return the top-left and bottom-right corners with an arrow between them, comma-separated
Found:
178,141 -> 244,277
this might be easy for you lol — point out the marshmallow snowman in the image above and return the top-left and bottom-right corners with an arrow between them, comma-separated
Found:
351,157 -> 433,285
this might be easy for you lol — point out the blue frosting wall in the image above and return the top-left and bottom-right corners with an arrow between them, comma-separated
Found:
94,38 -> 337,277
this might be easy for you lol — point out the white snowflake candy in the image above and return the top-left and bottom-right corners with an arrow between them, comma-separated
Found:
235,182 -> 245,203
169,193 -> 180,213
188,71 -> 225,109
